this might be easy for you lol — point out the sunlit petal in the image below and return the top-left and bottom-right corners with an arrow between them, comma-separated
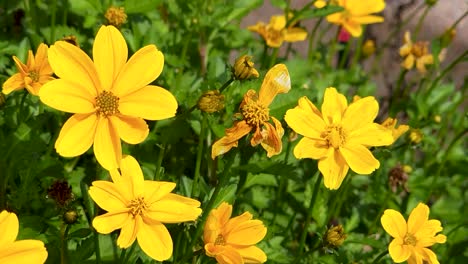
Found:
388,238 -> 411,263
89,182 -> 129,211
318,149 -> 349,190
144,182 -> 177,205
236,245 -> 267,263
2,73 -> 25,95
110,115 -> 148,145
258,64 -> 290,106
137,221 -> 173,261
212,121 -> 252,159
93,210 -> 131,234
293,137 -> 328,159
147,194 -> 202,223
408,203 -> 429,235
0,240 -> 48,264
0,211 -> 19,247
225,219 -> 267,245
39,79 -> 95,113
117,215 -> 140,248
347,123 -> 394,147
381,209 -> 407,238
55,113 -> 98,157
321,87 -> 347,125
342,96 -> 378,132
93,117 -> 122,170
340,143 -> 380,174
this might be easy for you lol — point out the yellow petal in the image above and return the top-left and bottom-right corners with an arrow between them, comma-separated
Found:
35,43 -> 53,74
293,137 -> 328,159
215,245 -> 243,264
113,45 -> 164,97
225,219 -> 267,246
421,248 -> 440,264
224,212 -> 253,234
348,0 -> 385,16
2,73 -> 24,95
402,55 -> 415,70
204,203 -> 232,244
93,25 -> 128,91
110,115 -> 148,145
284,98 -> 325,139
0,211 -> 18,247
260,120 -> 283,158
55,113 -> 98,157
39,79 -> 95,113
92,210 -> 131,234
236,245 -> 267,263
343,20 -> 363,37
284,28 -> 308,42
400,44 -> 412,57
318,149 -> 349,190
270,15 -> 286,31
89,182 -> 129,211
93,117 -> 122,170
117,215 -> 140,248
407,203 -> 429,235
48,41 -> 100,96
266,38 -> 283,48
137,221 -> 173,261
211,121 -> 252,159
326,13 -> 343,24
258,64 -> 290,106
388,238 -> 411,263
144,181 -> 177,205
119,155 -> 145,197
342,96 -> 378,132
0,240 -> 48,264
119,85 -> 178,120
352,15 -> 384,24
347,123 -> 394,147
321,87 -> 348,125
147,194 -> 202,223
340,144 -> 380,174
12,55 -> 28,75
381,209 -> 407,238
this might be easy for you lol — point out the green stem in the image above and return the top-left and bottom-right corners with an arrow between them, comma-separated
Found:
60,224 -> 71,264
448,10 -> 468,31
338,41 -> 351,69
349,29 -> 365,69
414,6 -> 430,39
50,0 -> 57,42
307,18 -> 323,61
426,50 -> 468,98
296,171 -> 322,259
154,143 -> 166,180
371,250 -> 389,264
191,113 -> 208,197
271,138 -> 293,225
269,48 -> 279,68
218,77 -> 234,93
122,243 -> 136,264
93,203 -> 102,263
390,69 -> 408,114
328,27 -> 341,68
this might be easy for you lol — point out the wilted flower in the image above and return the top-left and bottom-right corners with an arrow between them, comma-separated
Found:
362,39 -> 376,57
0,210 -> 48,263
400,31 -> 434,73
409,129 -> 423,144
2,43 -> 54,96
47,180 -> 74,207
381,203 -> 446,264
381,117 -> 410,143
388,164 -> 409,193
204,202 -> 267,264
325,225 -> 347,247
248,14 -> 307,48
212,64 -> 290,159
233,55 -> 259,80
197,90 -> 225,113
105,6 -> 127,27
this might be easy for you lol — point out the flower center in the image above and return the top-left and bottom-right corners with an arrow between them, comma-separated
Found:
403,233 -> 417,246
214,234 -> 226,246
411,41 -> 429,58
28,71 -> 39,82
266,28 -> 283,43
128,196 -> 148,217
241,100 -> 270,127
321,124 -> 346,149
95,91 -> 120,117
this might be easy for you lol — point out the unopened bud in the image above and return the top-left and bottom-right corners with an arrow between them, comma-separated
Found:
63,210 -> 78,224
105,6 -> 127,28
233,55 -> 259,80
362,39 -> 376,57
197,90 -> 225,113
325,225 -> 347,247
409,129 -> 423,144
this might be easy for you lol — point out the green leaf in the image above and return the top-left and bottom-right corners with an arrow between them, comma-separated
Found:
68,228 -> 92,239
125,0 -> 162,14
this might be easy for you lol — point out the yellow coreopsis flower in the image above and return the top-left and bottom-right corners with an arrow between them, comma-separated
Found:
248,15 -> 307,48
88,155 -> 202,261
326,0 -> 385,37
39,25 -> 178,170
211,64 -> 291,159
203,202 -> 267,264
381,117 -> 409,143
381,203 -> 446,264
284,88 -> 394,190
0,211 -> 48,264
2,43 -> 54,96
400,31 -> 434,73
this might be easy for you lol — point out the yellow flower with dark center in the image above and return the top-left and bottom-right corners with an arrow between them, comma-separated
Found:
197,90 -> 225,113
0,210 -> 48,263
381,117 -> 409,143
285,87 -> 393,190
326,0 -> 385,37
211,64 -> 291,159
39,25 -> 178,170
400,31 -> 434,73
233,55 -> 259,80
248,15 -> 307,48
105,6 -> 127,27
89,155 -> 202,261
381,203 -> 446,264
2,43 -> 54,96
203,202 -> 267,264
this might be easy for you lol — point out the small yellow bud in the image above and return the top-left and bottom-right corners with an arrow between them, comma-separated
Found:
105,6 -> 127,28
314,0 -> 327,9
362,39 -> 376,57
62,35 -> 79,47
197,90 -> 225,113
63,210 -> 78,224
352,95 -> 361,103
434,115 -> 441,123
409,129 -> 423,144
233,55 -> 259,80
325,225 -> 347,247
403,165 -> 413,173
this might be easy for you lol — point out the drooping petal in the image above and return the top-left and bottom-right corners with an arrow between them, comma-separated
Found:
318,149 -> 349,190
55,113 -> 98,157
146,194 -> 202,223
93,116 -> 122,170
293,137 -> 328,159
284,28 -> 308,42
0,211 -> 19,247
211,121 -> 252,159
407,203 -> 429,235
2,73 -> 25,95
12,56 -> 28,75
258,64 -> 290,106
48,41 -> 100,96
347,0 -> 385,16
342,96 -> 378,132
381,209 -> 407,239
340,144 -> 380,174
119,85 -> 177,120
36,44 -> 53,75
420,248 -> 440,264
89,182 -> 129,211
321,87 -> 348,125
93,25 -> 128,91
117,215 -> 140,249
215,246 -> 244,264
352,15 -> 384,24
113,45 -> 164,97
39,79 -> 96,113
236,245 -> 268,263
137,221 -> 173,261
284,98 -> 325,139
343,20 -> 363,37
388,238 -> 411,263
0,240 -> 48,264
260,120 -> 283,158
110,115 -> 148,145
225,219 -> 267,246
144,181 -> 177,205
93,210 -> 131,234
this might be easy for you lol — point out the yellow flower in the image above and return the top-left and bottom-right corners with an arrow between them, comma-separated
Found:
381,203 -> 446,264
248,15 -> 307,48
326,0 -> 385,37
0,210 -> 48,264
2,43 -> 54,96
284,87 -> 393,190
105,6 -> 127,28
203,202 -> 267,264
381,117 -> 409,143
89,155 -> 202,261
314,0 -> 327,9
400,31 -> 434,73
211,64 -> 291,159
39,25 -> 178,170
409,129 -> 423,144
233,55 -> 259,80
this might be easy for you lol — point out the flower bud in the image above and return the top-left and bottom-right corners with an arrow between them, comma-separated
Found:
325,225 -> 347,247
105,6 -> 127,28
362,39 -> 376,57
409,129 -> 423,144
434,115 -> 441,123
233,55 -> 259,80
197,90 -> 225,113
63,210 -> 78,224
